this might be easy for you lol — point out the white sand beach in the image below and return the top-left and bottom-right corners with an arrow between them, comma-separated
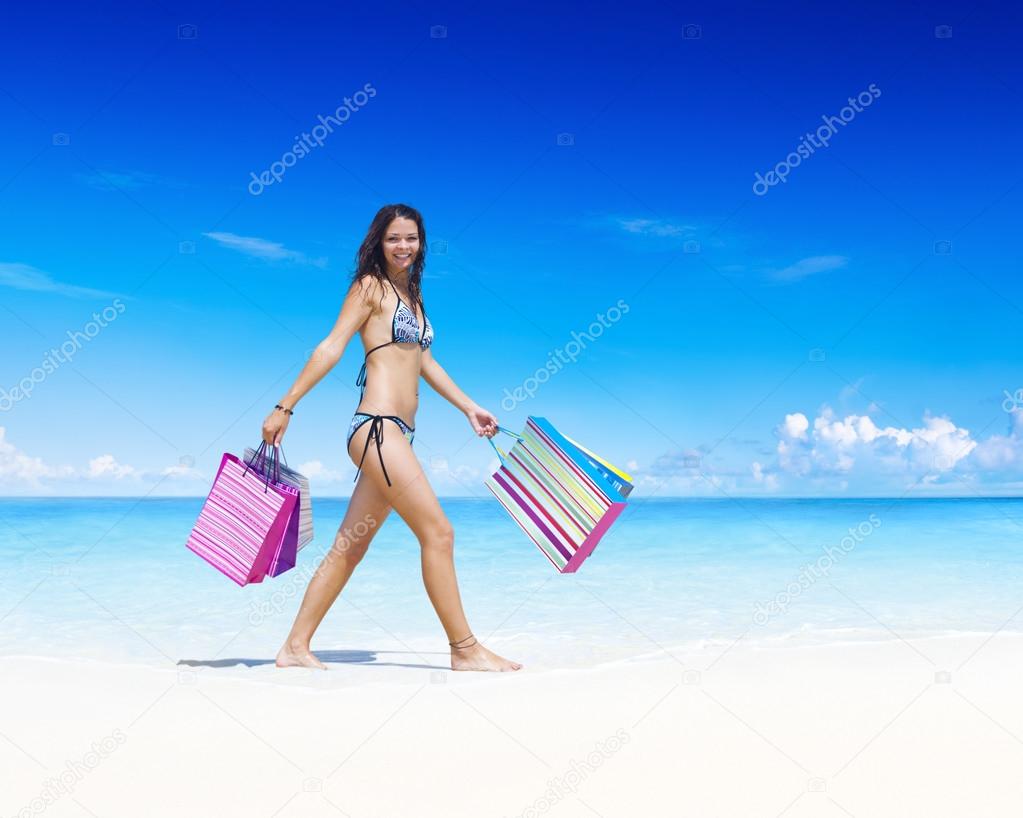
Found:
4,632 -> 1023,817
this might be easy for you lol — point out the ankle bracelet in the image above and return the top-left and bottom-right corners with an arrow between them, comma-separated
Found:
449,633 -> 478,649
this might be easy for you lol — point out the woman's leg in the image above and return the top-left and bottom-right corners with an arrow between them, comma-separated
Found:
346,418 -> 522,672
275,469 -> 392,669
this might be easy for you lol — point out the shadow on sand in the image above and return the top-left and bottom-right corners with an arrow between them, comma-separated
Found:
177,649 -> 445,671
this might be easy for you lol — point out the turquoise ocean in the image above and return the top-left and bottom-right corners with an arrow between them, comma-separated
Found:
1,497 -> 1021,671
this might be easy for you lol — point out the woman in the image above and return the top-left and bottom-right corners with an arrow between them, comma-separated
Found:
262,203 -> 522,672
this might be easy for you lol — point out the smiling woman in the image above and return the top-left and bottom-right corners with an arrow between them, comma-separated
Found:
259,203 -> 523,673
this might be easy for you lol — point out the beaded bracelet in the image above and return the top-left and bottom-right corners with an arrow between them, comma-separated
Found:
274,404 -> 294,416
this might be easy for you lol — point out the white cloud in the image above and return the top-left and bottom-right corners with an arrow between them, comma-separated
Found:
630,470 -> 741,496
429,456 -> 480,486
767,255 -> 848,283
781,413 -> 809,440
616,217 -> 695,237
0,427 -> 75,485
160,462 -> 204,480
296,460 -> 345,483
0,262 -> 115,299
774,406 -> 978,483
86,454 -> 138,479
0,429 -> 214,491
203,232 -> 327,267
970,410 -> 1023,471
73,169 -> 186,191
751,460 -> 780,490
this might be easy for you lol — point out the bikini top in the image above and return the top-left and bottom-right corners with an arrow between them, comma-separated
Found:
356,277 -> 434,394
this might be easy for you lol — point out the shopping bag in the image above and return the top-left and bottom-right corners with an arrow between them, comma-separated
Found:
265,496 -> 300,577
559,431 -> 634,499
243,442 -> 301,579
243,444 -> 313,548
483,416 -> 631,573
185,448 -> 299,586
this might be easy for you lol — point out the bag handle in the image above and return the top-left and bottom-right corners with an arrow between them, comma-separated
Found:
243,441 -> 283,493
485,425 -> 522,466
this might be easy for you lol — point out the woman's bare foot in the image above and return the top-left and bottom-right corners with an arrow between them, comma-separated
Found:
449,636 -> 523,672
275,638 -> 327,669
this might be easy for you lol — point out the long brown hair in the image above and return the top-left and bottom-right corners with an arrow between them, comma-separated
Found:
352,203 -> 428,312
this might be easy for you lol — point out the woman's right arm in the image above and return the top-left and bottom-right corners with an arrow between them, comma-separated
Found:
262,276 -> 378,445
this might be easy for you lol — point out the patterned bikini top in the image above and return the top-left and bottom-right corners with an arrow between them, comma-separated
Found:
387,278 -> 433,348
356,276 -> 434,394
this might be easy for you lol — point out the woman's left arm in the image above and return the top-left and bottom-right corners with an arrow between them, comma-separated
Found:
421,348 -> 499,437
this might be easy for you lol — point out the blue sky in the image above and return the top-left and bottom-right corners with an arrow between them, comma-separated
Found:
1,1 -> 1021,497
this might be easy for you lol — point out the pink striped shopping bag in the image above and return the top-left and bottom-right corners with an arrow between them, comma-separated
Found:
185,450 -> 299,586
484,417 -> 632,573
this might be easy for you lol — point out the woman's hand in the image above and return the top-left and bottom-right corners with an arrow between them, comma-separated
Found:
262,407 -> 290,446
466,404 -> 499,438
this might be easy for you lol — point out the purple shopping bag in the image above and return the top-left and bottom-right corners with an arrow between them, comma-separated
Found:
185,447 -> 299,587
265,501 -> 299,577
244,442 -> 301,579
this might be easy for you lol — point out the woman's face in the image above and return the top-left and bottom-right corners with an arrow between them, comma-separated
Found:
382,216 -> 420,273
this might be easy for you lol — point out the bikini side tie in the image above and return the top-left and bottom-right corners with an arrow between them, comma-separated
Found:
353,415 -> 411,488
354,416 -> 392,487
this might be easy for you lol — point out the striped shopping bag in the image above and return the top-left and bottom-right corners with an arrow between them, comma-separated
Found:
484,417 -> 632,573
185,449 -> 299,586
244,444 -> 313,549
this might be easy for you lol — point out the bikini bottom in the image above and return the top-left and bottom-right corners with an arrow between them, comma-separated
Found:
346,412 -> 415,487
